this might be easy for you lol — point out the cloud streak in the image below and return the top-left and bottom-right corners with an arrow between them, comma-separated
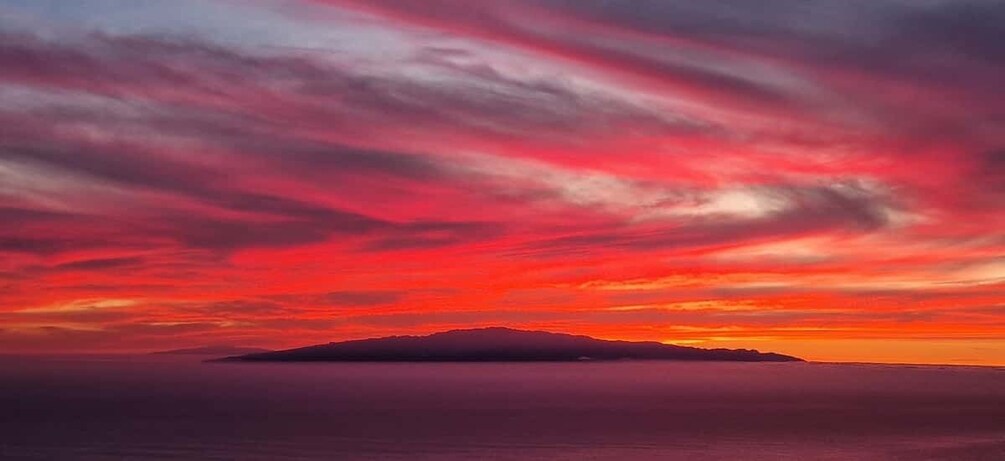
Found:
0,1 -> 1001,364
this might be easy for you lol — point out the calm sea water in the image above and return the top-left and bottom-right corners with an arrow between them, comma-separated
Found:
1,356 -> 1002,460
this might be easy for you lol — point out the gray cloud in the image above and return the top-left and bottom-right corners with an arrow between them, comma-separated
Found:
519,181 -> 899,257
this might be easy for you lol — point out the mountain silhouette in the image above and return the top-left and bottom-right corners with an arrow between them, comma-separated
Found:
218,327 -> 801,362
153,345 -> 271,356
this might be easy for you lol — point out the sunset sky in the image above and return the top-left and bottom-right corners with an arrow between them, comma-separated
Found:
1,0 -> 1002,364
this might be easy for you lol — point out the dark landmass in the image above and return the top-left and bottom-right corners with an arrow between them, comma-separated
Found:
218,327 -> 801,362
153,345 -> 271,356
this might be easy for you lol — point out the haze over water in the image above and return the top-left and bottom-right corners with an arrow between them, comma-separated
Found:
2,356 -> 1002,460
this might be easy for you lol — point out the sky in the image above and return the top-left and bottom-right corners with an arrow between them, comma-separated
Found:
0,0 -> 1002,365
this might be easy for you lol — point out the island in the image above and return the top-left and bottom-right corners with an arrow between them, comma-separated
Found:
216,327 -> 801,362
153,345 -> 272,357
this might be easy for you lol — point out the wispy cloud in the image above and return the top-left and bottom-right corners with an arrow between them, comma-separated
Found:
0,0 -> 1001,363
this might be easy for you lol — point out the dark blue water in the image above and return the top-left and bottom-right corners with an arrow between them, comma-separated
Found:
1,356 -> 1002,460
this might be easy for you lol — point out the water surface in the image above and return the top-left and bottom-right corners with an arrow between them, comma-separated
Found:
1,356 -> 1002,460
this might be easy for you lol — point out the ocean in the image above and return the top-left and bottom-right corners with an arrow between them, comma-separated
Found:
1,355 -> 1002,460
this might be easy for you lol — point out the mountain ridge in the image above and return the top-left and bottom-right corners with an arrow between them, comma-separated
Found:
153,345 -> 271,356
217,327 -> 802,362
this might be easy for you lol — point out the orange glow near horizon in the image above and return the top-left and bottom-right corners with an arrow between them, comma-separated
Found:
0,0 -> 1002,365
